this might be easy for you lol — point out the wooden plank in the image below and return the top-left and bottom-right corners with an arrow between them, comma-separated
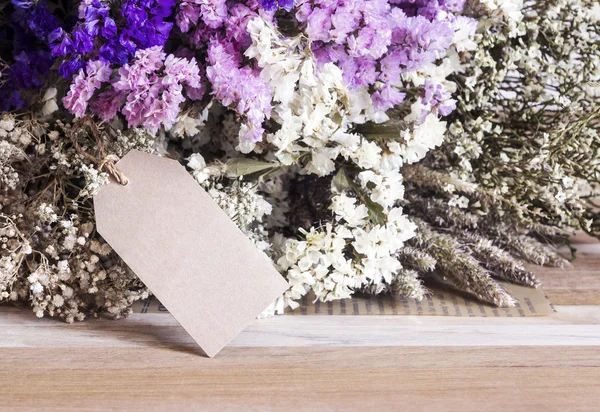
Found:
1,346 -> 598,411
1,306 -> 599,349
4,305 -> 598,327
0,233 -> 598,411
532,238 -> 600,305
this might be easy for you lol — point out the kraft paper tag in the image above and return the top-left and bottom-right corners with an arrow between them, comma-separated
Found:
94,150 -> 289,357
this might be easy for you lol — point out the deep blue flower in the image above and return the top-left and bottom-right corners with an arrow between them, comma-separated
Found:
0,88 -> 26,111
260,0 -> 294,12
11,50 -> 54,88
48,28 -> 74,56
150,0 -> 175,19
84,0 -> 111,37
11,0 -> 59,42
58,57 -> 85,78
122,5 -> 149,28
99,39 -> 129,65
73,27 -> 94,54
100,17 -> 117,39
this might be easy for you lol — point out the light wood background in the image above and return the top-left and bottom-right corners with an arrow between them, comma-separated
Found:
1,235 -> 599,411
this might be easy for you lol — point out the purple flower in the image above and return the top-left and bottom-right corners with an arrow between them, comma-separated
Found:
0,88 -> 26,111
206,39 -> 271,142
11,0 -> 34,8
83,0 -> 112,37
58,57 -> 85,78
11,50 -> 54,89
103,46 -> 202,132
63,60 -> 112,117
48,28 -> 74,56
11,0 -> 60,42
225,4 -> 258,46
92,90 -> 127,121
260,0 -> 294,12
73,27 -> 95,54
99,39 -> 130,65
372,85 -> 406,111
163,55 -> 202,88
422,80 -> 456,116
151,0 -> 177,18
390,14 -> 454,71
176,0 -> 227,32
295,0 -> 463,119
305,7 -> 332,42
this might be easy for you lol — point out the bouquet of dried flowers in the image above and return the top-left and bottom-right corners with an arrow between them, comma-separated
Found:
391,0 -> 600,306
0,0 -> 597,321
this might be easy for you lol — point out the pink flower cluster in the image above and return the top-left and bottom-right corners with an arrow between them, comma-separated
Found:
206,39 -> 271,142
56,0 -> 471,144
63,46 -> 203,133
62,60 -> 112,117
176,0 -> 228,32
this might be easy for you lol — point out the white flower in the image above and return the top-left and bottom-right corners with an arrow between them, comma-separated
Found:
453,17 -> 478,52
305,147 -> 340,176
352,140 -> 382,169
30,281 -> 43,295
52,294 -> 65,308
41,88 -> 59,116
187,153 -> 210,184
589,4 -> 600,22
37,203 -> 58,223
79,164 -> 109,197
448,195 -> 469,208
331,194 -> 369,227
170,110 -> 209,138
401,114 -> 447,164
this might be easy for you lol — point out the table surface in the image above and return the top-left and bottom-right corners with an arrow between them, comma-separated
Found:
1,235 -> 599,411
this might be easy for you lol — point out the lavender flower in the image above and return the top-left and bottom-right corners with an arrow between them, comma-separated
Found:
177,0 -> 228,32
206,39 -> 272,142
296,0 -> 459,110
260,0 -> 294,12
64,46 -> 204,133
422,80 -> 456,117
62,60 -> 112,118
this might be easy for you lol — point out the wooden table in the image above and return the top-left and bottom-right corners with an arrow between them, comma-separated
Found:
1,236 -> 599,411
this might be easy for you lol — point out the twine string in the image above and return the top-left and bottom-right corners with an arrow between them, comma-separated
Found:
70,118 -> 129,186
98,154 -> 129,185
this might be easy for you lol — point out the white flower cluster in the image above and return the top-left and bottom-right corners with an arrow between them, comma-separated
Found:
242,18 -> 469,316
445,0 -> 600,230
246,18 -> 389,173
0,115 -> 30,192
78,163 -> 109,198
188,153 -> 272,252
0,121 -> 156,322
476,0 -> 524,34
270,198 -> 416,314
0,215 -> 32,300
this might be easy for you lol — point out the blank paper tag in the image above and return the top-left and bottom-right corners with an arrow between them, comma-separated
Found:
94,150 -> 289,357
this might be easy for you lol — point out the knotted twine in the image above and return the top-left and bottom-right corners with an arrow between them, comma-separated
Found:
70,118 -> 129,185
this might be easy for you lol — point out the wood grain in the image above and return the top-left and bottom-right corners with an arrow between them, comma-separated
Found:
533,237 -> 600,305
1,346 -> 599,411
0,236 -> 598,411
2,306 -> 600,348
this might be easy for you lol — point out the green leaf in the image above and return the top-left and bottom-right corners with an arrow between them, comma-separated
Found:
225,158 -> 281,177
332,168 -> 351,193
337,168 -> 387,226
363,195 -> 386,226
